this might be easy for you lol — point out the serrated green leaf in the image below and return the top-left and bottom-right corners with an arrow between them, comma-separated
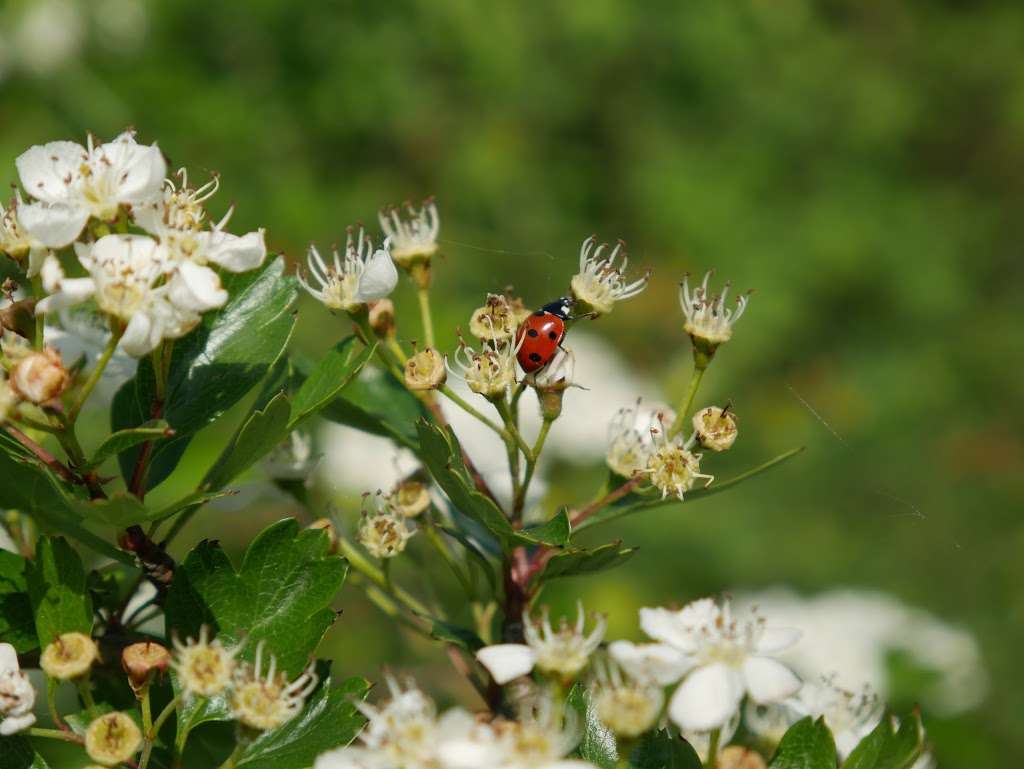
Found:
203,392 -> 292,490
234,675 -> 369,769
164,519 -> 347,737
567,684 -> 618,769
26,536 -> 93,647
0,735 -> 51,768
0,551 -> 35,653
770,717 -> 837,769
112,257 -> 298,490
519,507 -> 571,547
628,729 -> 702,769
842,710 -> 926,769
536,541 -> 637,584
321,365 -> 428,450
289,336 -> 373,429
88,420 -> 173,467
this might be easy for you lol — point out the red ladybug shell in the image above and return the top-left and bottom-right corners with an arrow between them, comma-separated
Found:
516,310 -> 566,373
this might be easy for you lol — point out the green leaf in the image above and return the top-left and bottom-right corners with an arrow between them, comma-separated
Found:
0,551 -> 35,653
519,507 -> 571,547
67,489 -> 232,528
112,257 -> 298,489
64,703 -> 116,736
567,684 -> 618,769
88,420 -> 173,467
628,729 -> 702,769
164,518 -> 347,736
203,392 -> 292,490
26,536 -> 93,647
770,717 -> 838,769
842,710 -> 926,769
289,336 -> 374,429
234,675 -> 369,769
428,618 -> 485,651
321,365 -> 429,450
0,735 -> 51,769
536,541 -> 637,584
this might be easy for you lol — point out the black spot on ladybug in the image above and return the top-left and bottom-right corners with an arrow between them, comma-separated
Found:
528,352 -> 543,363
533,310 -> 546,317
548,331 -> 558,340
527,328 -> 539,338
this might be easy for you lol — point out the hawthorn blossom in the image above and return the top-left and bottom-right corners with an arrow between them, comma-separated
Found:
0,195 -> 53,276
591,657 -> 663,738
231,641 -> 318,731
0,643 -> 36,736
299,228 -> 398,312
84,711 -> 142,766
476,603 -> 606,684
692,405 -> 738,452
641,425 -> 712,500
611,597 -> 801,732
378,200 -> 439,267
448,336 -> 518,399
172,625 -> 241,699
605,400 -> 676,479
679,272 -> 750,348
40,631 -> 99,680
570,236 -> 649,316
15,131 -> 166,246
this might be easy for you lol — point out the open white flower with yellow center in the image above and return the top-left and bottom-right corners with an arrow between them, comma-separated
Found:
570,236 -> 649,316
679,272 -> 750,348
378,199 -> 439,268
15,131 -> 166,247
619,597 -> 801,732
299,228 -> 398,312
171,625 -> 241,699
448,336 -> 519,400
231,641 -> 318,731
605,400 -> 676,479
476,603 -> 606,685
0,642 -> 36,736
349,676 -> 439,769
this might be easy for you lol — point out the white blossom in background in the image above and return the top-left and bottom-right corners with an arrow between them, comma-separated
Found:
591,657 -> 664,738
476,603 -> 606,684
733,588 -> 987,716
45,309 -> 135,401
299,228 -> 398,311
378,199 -> 440,267
612,597 -> 801,732
11,0 -> 85,77
679,271 -> 750,347
570,236 -> 649,316
681,709 -> 741,765
0,642 -> 36,735
605,399 -> 676,479
16,132 -> 166,245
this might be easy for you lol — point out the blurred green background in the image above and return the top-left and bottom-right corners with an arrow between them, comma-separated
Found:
2,0 -> 1021,765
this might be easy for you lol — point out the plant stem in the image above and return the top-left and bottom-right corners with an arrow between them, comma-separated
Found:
417,286 -> 436,349
571,477 -> 641,527
67,326 -> 122,424
13,414 -> 62,434
423,519 -> 474,599
76,678 -> 98,719
30,275 -> 45,350
667,364 -> 706,439
439,385 -> 505,436
28,726 -> 82,743
514,417 -> 553,515
706,727 -> 721,768
337,537 -> 432,617
139,693 -> 181,769
216,742 -> 246,769
494,398 -> 532,459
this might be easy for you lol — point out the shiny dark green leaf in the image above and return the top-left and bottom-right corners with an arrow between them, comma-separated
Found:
203,392 -> 292,490
770,717 -> 837,769
289,336 -> 373,429
628,729 -> 702,769
567,684 -> 617,769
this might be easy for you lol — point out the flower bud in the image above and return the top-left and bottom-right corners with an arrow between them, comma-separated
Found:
469,294 -> 526,343
368,298 -> 396,337
388,479 -> 431,518
84,711 -> 142,766
121,642 -> 171,696
10,347 -> 69,404
358,509 -> 415,559
718,747 -> 768,769
404,347 -> 446,391
308,518 -> 339,554
692,405 -> 738,452
40,632 -> 100,680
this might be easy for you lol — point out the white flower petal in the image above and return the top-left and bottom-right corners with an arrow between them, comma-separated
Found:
0,713 -> 35,736
354,247 -> 398,302
475,644 -> 537,684
0,642 -> 19,673
668,662 -> 745,732
35,256 -> 95,314
120,311 -> 158,357
204,228 -> 267,272
312,746 -> 375,769
15,140 -> 85,204
16,201 -> 88,248
608,640 -> 691,685
742,656 -> 801,704
755,626 -> 802,654
639,606 -> 698,652
97,133 -> 166,203
168,260 -> 227,312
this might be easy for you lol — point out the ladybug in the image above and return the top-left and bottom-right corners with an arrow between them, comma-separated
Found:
516,297 -> 574,373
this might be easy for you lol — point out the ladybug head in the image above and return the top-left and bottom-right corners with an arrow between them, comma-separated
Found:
540,296 -> 574,319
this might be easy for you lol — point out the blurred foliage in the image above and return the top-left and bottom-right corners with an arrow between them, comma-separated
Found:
1,1 -> 1021,765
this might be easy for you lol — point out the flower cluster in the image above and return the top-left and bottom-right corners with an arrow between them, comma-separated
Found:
0,643 -> 36,736
0,132 -> 271,357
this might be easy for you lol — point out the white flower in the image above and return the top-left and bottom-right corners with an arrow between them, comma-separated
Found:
620,597 -> 802,732
679,272 -> 750,347
378,200 -> 439,267
404,347 -> 447,391
591,657 -> 663,738
641,423 -> 712,500
570,236 -> 649,315
605,400 -> 676,478
448,337 -> 519,399
496,695 -> 587,769
524,346 -> 576,391
351,676 -> 439,769
36,235 -> 198,357
299,228 -> 398,311
476,603 -> 606,684
0,194 -> 54,276
0,642 -> 36,736
16,131 -> 166,246
469,294 -> 529,343
172,625 -> 241,699
231,640 -> 318,731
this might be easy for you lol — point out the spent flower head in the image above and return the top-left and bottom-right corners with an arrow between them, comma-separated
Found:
591,656 -> 663,738
0,643 -> 36,736
469,293 -> 529,343
231,641 -> 318,731
378,199 -> 440,268
121,641 -> 171,695
387,478 -> 431,518
299,227 -> 398,312
606,400 -> 676,479
570,235 -> 649,316
448,334 -> 518,400
358,497 -> 416,559
172,625 -> 241,699
40,631 -> 99,680
692,404 -> 738,452
84,711 -> 142,766
679,272 -> 750,357
404,346 -> 447,391
642,420 -> 712,500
